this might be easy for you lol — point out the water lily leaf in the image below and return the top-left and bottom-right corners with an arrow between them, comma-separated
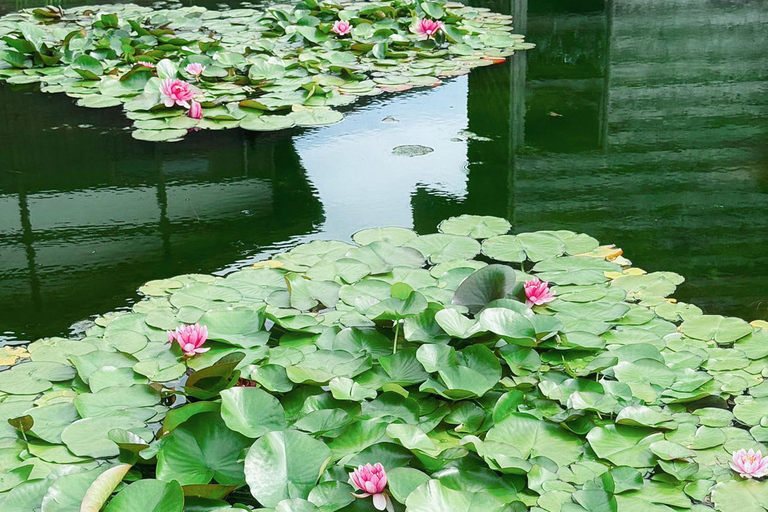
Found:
482,233 -> 564,263
0,465 -> 34,493
479,235 -> 523,263
405,479 -> 507,512
155,59 -> 178,80
386,423 -> 444,457
533,257 -> 621,285
103,479 -> 184,512
712,479 -> 768,512
244,430 -> 332,507
434,308 -> 484,339
273,498 -> 321,512
61,414 -> 146,458
132,128 -> 188,142
27,337 -> 95,363
649,440 -> 696,460
198,307 -> 269,348
572,476 -> 617,512
486,413 -> 583,466
734,330 -> 768,359
587,425 -> 660,468
329,376 -> 377,401
345,241 -> 426,273
5,479 -> 56,512
160,401 -> 221,436
379,349 -> 429,385
404,307 -> 452,344
544,231 -> 600,255
285,274 -> 341,311
352,227 -> 418,247
733,398 -> 768,426
71,350 -> 138,384
307,480 -> 356,511
74,385 -> 161,420
438,215 -> 511,239
185,352 -> 245,399
220,387 -> 287,438
287,350 -> 371,384
498,345 -> 541,375
365,291 -> 428,321
681,315 -> 752,345
294,408 -> 351,435
240,114 -> 296,131
478,307 -> 537,346
0,361 -> 75,394
452,264 -> 516,314
156,411 -> 251,485
289,108 -> 343,127
615,406 -> 674,429
404,234 -> 481,263
77,94 -> 123,108
609,466 -> 643,493
239,361 -> 288,390
40,468 -> 103,512
611,273 -> 681,301
623,481 -> 690,509
693,408 -> 733,427
392,145 -> 434,157
613,359 -> 676,388
71,55 -> 103,80
89,367 -> 148,393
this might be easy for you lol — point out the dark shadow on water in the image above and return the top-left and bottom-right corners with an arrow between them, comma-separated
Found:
0,87 -> 323,340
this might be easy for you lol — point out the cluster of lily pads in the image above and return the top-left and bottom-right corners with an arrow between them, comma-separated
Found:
0,0 -> 532,141
1,214 -> 767,511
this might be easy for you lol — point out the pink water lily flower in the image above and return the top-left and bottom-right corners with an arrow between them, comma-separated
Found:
416,18 -> 442,38
332,20 -> 352,36
350,463 -> 394,512
168,323 -> 210,357
188,100 -> 202,120
730,449 -> 768,479
524,277 -> 555,307
185,62 -> 205,78
159,78 -> 195,109
137,61 -> 155,68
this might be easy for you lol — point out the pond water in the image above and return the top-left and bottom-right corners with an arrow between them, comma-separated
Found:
1,0 -> 767,343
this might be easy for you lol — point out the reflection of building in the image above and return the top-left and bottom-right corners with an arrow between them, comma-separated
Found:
0,89 -> 323,340
413,0 -> 768,320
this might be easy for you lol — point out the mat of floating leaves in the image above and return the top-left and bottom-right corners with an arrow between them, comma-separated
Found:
0,0 -> 533,142
1,214 -> 767,511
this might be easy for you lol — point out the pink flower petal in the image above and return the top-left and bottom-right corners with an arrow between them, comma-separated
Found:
372,493 -> 386,511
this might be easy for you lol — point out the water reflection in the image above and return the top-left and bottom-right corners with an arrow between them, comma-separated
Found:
0,88 -> 323,339
511,0 -> 768,321
1,0 -> 767,341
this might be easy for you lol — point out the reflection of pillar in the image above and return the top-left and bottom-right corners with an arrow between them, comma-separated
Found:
410,0 -> 528,232
509,0 -> 528,224
268,138 -> 324,223
464,62 -> 512,218
462,0 -> 528,220
600,0 -> 614,153
156,166 -> 172,259
18,186 -> 41,310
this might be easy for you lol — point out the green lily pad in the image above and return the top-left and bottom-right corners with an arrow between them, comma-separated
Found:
438,215 -> 511,239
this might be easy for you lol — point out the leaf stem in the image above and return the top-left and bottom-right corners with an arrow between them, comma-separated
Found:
393,319 -> 400,354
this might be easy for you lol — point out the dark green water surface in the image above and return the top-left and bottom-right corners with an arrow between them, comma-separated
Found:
1,0 -> 767,342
